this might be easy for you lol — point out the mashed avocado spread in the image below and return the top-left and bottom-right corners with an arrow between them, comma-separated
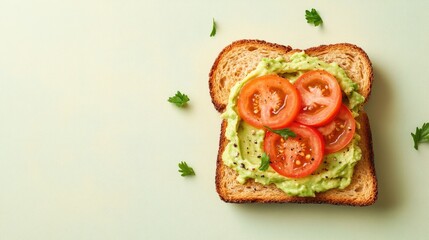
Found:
221,52 -> 364,197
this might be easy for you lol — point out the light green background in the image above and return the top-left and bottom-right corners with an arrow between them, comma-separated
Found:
0,0 -> 428,239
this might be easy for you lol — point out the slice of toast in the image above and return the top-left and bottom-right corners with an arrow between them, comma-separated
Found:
209,39 -> 377,206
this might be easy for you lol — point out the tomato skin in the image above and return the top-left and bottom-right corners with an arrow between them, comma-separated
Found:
294,70 -> 342,126
264,123 -> 324,178
237,75 -> 301,129
317,104 -> 356,154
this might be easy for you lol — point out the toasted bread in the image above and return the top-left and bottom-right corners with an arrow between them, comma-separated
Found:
209,39 -> 377,206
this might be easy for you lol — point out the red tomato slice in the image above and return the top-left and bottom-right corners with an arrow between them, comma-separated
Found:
237,75 -> 301,129
294,70 -> 342,126
264,123 -> 324,178
317,104 -> 356,154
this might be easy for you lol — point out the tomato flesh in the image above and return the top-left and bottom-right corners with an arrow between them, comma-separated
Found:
264,123 -> 324,178
237,75 -> 301,129
294,70 -> 342,126
317,104 -> 356,154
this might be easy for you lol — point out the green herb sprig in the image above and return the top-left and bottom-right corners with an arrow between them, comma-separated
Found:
178,161 -> 195,176
210,18 -> 217,37
305,8 -> 323,27
258,153 -> 270,171
168,91 -> 190,108
264,126 -> 296,139
411,123 -> 429,150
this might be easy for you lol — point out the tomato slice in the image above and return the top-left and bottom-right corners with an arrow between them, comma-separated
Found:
294,70 -> 342,126
237,75 -> 301,129
317,104 -> 356,154
264,123 -> 324,178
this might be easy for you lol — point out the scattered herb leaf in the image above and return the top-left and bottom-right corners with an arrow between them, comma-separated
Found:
259,153 -> 270,171
305,8 -> 323,27
411,122 -> 429,150
210,18 -> 217,37
264,126 -> 296,139
168,91 -> 190,108
178,161 -> 195,176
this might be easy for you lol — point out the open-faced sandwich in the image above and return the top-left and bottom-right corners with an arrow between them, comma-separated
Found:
209,39 -> 377,206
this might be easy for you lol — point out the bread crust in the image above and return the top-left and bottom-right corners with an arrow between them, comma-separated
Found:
211,40 -> 377,206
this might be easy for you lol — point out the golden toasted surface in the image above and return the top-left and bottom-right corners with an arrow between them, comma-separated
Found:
210,39 -> 377,206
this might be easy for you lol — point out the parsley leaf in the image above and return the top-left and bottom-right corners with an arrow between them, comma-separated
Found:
259,153 -> 270,171
168,91 -> 190,108
264,126 -> 296,139
411,123 -> 429,150
305,8 -> 323,27
178,161 -> 195,176
210,18 -> 216,37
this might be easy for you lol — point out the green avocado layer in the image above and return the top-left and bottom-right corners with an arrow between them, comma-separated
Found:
221,52 -> 364,197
